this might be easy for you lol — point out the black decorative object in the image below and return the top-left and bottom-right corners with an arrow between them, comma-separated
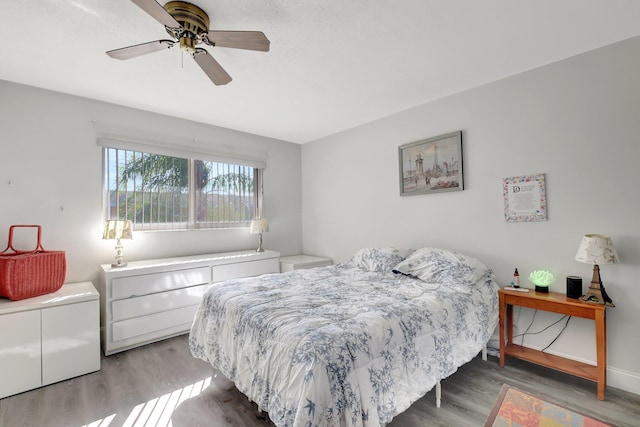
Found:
566,276 -> 582,299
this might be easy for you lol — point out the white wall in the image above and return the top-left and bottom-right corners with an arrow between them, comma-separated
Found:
302,36 -> 640,394
0,80 -> 302,286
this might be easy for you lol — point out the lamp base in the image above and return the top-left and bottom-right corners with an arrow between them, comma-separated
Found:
111,239 -> 127,268
535,285 -> 549,293
580,285 -> 614,306
256,233 -> 265,252
579,265 -> 615,307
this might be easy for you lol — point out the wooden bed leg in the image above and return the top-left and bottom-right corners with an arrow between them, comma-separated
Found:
435,381 -> 441,408
482,345 -> 487,361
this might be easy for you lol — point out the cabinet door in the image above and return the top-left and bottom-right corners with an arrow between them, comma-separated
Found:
42,300 -> 100,386
0,310 -> 41,399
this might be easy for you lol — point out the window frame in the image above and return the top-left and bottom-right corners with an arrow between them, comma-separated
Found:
103,146 -> 263,232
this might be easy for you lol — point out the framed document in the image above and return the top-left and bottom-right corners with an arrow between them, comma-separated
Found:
503,174 -> 547,222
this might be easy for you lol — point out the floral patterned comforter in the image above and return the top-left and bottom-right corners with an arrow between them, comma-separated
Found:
189,263 -> 498,427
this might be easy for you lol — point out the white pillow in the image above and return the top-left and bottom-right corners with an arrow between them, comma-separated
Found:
346,247 -> 415,273
392,247 -> 490,288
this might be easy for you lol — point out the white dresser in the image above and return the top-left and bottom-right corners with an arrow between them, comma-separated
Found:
99,250 -> 280,355
0,281 -> 100,399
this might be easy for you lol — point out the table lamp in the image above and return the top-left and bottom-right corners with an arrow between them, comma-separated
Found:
575,234 -> 618,306
250,218 -> 269,252
103,219 -> 133,267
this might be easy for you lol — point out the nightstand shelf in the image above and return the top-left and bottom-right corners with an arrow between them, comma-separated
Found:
503,343 -> 597,380
498,288 -> 607,400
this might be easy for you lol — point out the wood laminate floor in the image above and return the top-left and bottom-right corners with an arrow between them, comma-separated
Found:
1,335 -> 638,427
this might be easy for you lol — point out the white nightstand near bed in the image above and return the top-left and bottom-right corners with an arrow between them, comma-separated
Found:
279,254 -> 333,272
0,281 -> 101,399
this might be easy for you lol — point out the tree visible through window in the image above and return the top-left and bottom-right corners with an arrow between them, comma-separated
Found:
104,148 -> 260,230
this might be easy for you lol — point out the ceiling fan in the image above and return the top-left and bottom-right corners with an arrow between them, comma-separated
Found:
106,0 -> 270,85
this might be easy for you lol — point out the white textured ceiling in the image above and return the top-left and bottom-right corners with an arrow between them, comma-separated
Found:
2,1 -> 640,143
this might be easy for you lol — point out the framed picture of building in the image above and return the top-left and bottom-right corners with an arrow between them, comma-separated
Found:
398,131 -> 463,196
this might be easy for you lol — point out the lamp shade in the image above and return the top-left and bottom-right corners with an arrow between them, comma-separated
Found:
575,234 -> 619,265
250,218 -> 269,234
103,220 -> 133,240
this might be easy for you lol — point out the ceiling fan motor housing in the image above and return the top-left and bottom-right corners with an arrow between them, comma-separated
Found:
164,1 -> 209,53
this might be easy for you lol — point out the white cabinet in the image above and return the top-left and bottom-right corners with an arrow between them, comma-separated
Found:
0,282 -> 100,399
99,250 -> 280,355
280,255 -> 333,272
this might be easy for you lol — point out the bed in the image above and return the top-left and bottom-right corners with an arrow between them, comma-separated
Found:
189,247 -> 499,427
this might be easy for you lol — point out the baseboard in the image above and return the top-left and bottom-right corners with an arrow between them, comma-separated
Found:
607,367 -> 640,396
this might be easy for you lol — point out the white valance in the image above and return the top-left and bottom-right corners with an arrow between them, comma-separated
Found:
97,136 -> 267,169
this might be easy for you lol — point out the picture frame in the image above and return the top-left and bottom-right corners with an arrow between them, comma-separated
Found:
502,173 -> 548,222
398,131 -> 463,196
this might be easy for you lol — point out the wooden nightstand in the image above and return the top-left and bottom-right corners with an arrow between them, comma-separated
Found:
498,288 -> 607,400
279,255 -> 332,272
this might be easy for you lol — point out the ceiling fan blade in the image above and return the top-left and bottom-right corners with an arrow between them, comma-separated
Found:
131,0 -> 181,28
193,48 -> 232,85
106,40 -> 175,60
205,31 -> 270,52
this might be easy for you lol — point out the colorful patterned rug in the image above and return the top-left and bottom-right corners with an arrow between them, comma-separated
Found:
484,384 -> 613,427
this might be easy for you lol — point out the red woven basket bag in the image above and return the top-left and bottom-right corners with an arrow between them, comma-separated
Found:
0,225 -> 66,300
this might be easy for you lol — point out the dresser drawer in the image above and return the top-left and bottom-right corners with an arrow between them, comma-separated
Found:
212,258 -> 278,282
111,304 -> 198,342
111,283 -> 210,321
111,266 -> 211,299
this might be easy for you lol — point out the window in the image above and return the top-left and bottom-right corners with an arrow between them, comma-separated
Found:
104,147 -> 262,231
